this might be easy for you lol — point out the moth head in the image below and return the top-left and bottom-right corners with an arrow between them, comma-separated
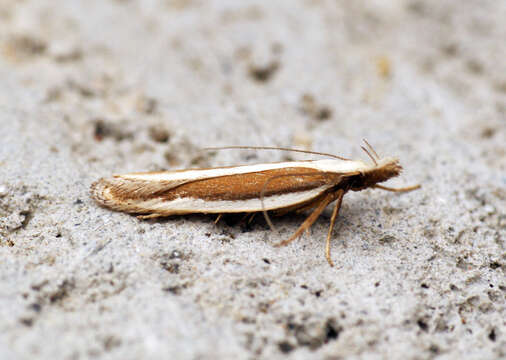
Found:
350,157 -> 402,191
369,156 -> 402,180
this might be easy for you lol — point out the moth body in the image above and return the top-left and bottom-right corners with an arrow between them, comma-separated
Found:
90,142 -> 419,266
91,157 -> 399,215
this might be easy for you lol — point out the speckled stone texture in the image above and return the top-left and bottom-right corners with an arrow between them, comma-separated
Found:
0,1 -> 504,359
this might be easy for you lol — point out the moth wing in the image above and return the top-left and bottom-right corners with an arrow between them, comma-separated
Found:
128,168 -> 344,214
91,165 -> 348,215
90,176 -> 190,210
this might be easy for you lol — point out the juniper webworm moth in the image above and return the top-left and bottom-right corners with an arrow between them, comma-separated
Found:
91,140 -> 420,266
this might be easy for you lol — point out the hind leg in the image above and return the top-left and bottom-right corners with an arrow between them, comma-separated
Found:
274,191 -> 340,248
325,190 -> 344,267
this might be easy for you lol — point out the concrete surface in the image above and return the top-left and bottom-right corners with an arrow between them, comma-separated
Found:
0,1 -> 504,359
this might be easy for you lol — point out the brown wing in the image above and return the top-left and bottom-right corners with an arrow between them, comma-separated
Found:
155,167 -> 343,202
91,167 -> 345,215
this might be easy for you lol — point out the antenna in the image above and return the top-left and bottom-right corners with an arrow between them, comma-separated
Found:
362,139 -> 380,159
361,146 -> 378,165
202,146 -> 350,161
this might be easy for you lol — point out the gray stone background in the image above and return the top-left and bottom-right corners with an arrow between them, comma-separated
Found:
0,1 -> 504,359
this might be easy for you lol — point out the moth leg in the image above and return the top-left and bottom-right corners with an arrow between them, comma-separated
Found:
261,174 -> 340,242
214,214 -> 223,224
236,212 -> 256,225
137,213 -> 164,220
325,190 -> 344,267
374,184 -> 421,192
275,192 -> 337,248
247,213 -> 256,224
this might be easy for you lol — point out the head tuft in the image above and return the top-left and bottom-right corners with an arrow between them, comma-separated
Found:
371,157 -> 402,179
350,157 -> 402,191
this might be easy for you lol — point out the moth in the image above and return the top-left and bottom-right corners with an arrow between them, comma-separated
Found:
90,140 -> 420,266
